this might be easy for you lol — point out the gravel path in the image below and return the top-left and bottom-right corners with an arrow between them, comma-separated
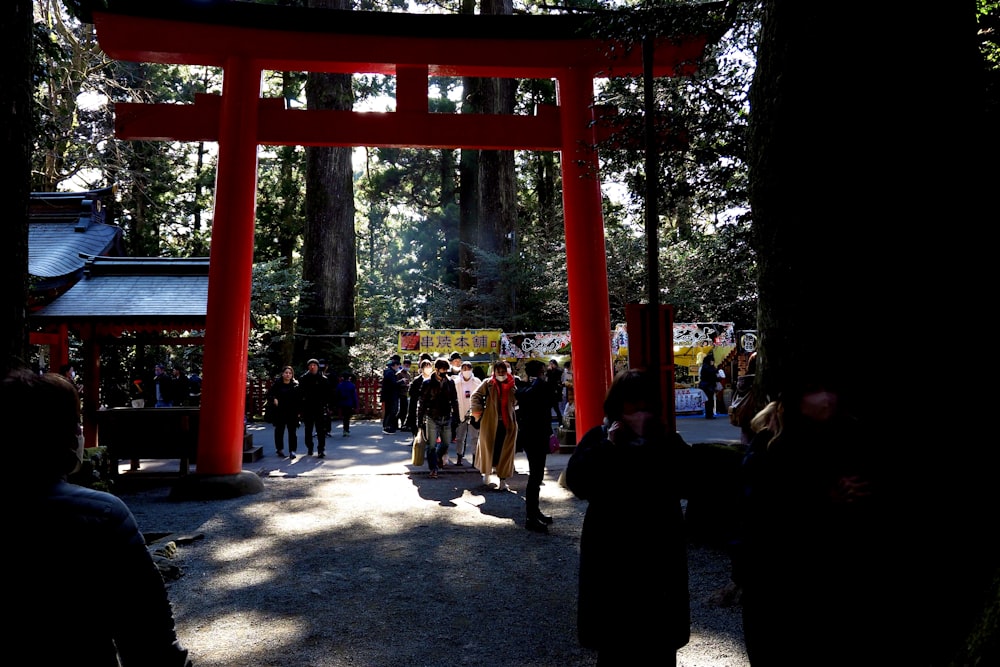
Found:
122,448 -> 750,666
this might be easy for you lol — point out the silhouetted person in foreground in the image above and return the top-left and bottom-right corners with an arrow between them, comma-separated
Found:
732,370 -> 890,666
3,368 -> 192,666
566,368 -> 691,666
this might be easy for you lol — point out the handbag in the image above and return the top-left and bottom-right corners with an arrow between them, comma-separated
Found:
728,385 -> 755,427
548,432 -> 560,454
411,428 -> 427,466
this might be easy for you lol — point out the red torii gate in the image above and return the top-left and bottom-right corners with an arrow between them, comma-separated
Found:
86,2 -> 708,495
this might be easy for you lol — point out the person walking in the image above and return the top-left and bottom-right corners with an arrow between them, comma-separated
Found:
380,358 -> 403,433
266,365 -> 302,458
471,360 -> 518,491
332,371 -> 358,440
452,359 -> 482,467
4,368 -> 192,666
417,358 -> 461,477
565,368 -> 692,665
698,353 -> 718,419
299,358 -> 330,457
406,359 -> 434,435
516,359 -> 555,533
545,359 -> 565,424
396,358 -> 413,432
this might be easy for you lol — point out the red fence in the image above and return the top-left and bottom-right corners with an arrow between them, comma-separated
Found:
246,375 -> 382,421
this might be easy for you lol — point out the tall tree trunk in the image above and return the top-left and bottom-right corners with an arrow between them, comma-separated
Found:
749,5 -> 993,667
1,0 -> 32,374
475,0 -> 517,312
300,0 -> 357,360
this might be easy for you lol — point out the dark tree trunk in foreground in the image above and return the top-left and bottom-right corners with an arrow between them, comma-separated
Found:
749,4 -> 995,666
300,0 -> 357,360
1,0 -> 33,375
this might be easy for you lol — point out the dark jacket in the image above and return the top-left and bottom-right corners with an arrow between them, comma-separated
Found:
545,366 -> 564,399
406,376 -> 425,434
266,378 -> 302,425
333,379 -> 358,410
515,376 -> 552,454
380,365 -> 402,400
417,373 -> 459,424
17,480 -> 191,666
698,360 -> 717,393
298,370 -> 330,416
566,423 -> 691,653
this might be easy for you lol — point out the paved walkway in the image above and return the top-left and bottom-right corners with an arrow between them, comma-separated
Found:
118,412 -> 743,480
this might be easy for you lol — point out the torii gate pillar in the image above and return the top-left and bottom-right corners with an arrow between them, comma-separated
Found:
558,70 -> 614,433
173,58 -> 265,498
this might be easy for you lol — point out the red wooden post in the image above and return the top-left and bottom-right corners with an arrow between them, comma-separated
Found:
558,70 -> 614,440
195,57 -> 263,475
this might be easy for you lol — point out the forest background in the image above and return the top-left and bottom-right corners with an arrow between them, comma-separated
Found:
24,0 -> 764,385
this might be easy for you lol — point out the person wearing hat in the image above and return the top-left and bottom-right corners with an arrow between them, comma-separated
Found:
452,359 -> 482,466
447,352 -> 464,377
299,358 -> 331,457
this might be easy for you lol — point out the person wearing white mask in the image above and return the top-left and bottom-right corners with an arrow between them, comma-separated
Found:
447,351 -> 463,377
452,360 -> 482,466
470,360 -> 519,490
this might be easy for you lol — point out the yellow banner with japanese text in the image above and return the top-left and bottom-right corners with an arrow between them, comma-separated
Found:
398,330 -> 502,357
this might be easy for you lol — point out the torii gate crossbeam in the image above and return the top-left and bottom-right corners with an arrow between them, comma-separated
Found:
87,2 -> 709,496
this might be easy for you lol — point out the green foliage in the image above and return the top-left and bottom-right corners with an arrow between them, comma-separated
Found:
33,0 -> 766,371
250,258 -> 309,377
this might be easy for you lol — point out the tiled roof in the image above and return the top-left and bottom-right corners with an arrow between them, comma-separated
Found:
32,257 -> 209,330
28,188 -> 124,292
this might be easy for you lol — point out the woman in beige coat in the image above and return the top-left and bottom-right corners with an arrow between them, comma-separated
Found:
471,360 -> 519,490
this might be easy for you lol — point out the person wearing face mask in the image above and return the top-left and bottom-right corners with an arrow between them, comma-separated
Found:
452,360 -> 482,467
565,368 -> 692,666
417,358 -> 461,478
406,359 -> 435,437
4,368 -> 192,666
470,360 -> 519,491
447,351 -> 463,377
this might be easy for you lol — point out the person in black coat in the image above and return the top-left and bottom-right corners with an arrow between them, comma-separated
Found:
266,365 -> 302,458
416,358 -> 460,477
565,368 -> 691,666
698,353 -> 718,419
299,358 -> 331,457
731,370 -> 890,666
406,359 -> 434,436
516,359 -> 555,533
544,358 -> 564,423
